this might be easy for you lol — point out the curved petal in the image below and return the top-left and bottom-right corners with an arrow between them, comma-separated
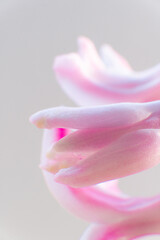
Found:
77,36 -> 106,76
54,129 -> 160,187
80,222 -> 160,240
80,224 -> 111,240
48,127 -> 128,154
41,129 -> 128,224
54,37 -> 160,105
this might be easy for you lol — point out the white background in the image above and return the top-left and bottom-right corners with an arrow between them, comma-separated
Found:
1,0 -> 160,239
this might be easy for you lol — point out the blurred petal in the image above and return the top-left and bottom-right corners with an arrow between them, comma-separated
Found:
77,36 -> 106,75
40,152 -> 80,174
80,222 -> 160,240
80,224 -> 111,240
54,37 -> 160,105
54,53 -> 85,80
100,44 -> 132,73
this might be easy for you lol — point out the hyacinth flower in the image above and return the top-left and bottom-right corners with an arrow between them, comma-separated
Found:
30,101 -> 160,239
53,36 -> 160,105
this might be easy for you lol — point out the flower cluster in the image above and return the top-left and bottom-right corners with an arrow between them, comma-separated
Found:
30,37 -> 160,239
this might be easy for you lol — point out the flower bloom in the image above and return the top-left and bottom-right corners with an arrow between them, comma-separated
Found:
30,101 -> 160,239
54,37 -> 160,105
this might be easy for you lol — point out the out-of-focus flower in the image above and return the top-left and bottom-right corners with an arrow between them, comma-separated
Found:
80,220 -> 160,240
54,37 -> 160,105
30,101 -> 160,188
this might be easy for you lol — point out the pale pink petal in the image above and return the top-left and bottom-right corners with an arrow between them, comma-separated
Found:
54,53 -> 85,81
40,151 -> 81,174
47,105 -> 160,156
48,127 -> 128,155
107,63 -> 160,88
77,36 -> 106,75
29,102 -> 152,130
54,129 -> 160,187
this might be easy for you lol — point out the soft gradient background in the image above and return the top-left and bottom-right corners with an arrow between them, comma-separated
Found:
1,0 -> 160,239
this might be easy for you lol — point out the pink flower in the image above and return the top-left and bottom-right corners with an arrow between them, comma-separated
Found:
30,102 -> 160,239
54,37 -> 160,105
30,101 -> 160,188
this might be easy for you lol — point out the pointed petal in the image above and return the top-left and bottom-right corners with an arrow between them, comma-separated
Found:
55,129 -> 160,187
48,127 -> 128,155
77,36 -> 106,75
100,44 -> 132,73
54,53 -> 86,80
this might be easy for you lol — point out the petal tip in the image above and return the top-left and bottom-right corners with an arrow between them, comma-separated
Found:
29,113 -> 46,128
